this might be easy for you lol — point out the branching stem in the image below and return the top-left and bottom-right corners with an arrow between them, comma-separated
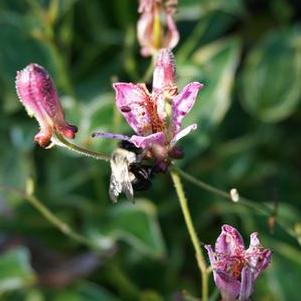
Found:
172,165 -> 299,244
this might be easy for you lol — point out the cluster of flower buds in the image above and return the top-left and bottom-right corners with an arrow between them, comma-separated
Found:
205,225 -> 272,301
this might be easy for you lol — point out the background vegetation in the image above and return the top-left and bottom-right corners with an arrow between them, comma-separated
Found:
0,0 -> 301,300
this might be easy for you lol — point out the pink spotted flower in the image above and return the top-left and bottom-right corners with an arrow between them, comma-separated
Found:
205,225 -> 272,301
93,48 -> 203,166
16,64 -> 77,147
137,0 -> 180,57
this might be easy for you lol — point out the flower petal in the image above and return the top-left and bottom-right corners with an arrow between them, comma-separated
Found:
246,232 -> 272,280
129,132 -> 166,149
92,131 -> 131,141
205,244 -> 217,266
137,9 -> 154,57
163,12 -> 180,50
113,83 -> 153,135
172,82 -> 203,134
214,269 -> 240,301
215,225 -> 245,256
170,123 -> 197,146
239,267 -> 253,301
152,49 -> 176,96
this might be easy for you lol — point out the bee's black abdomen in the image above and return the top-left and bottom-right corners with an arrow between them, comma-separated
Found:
119,140 -> 143,154
130,163 -> 153,191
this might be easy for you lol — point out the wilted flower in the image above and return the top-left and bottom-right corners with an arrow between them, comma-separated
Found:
137,0 -> 179,56
93,48 -> 203,166
16,63 -> 77,147
205,225 -> 272,301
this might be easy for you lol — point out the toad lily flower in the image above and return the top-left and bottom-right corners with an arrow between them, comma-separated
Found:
16,64 -> 77,147
93,48 -> 203,165
137,0 -> 180,57
205,225 -> 272,301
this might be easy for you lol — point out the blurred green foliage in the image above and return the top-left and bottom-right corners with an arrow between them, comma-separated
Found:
0,0 -> 301,300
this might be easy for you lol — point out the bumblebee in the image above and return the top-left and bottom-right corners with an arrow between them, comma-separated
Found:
109,140 -> 154,202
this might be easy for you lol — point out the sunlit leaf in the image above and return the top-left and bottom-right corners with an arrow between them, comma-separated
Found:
175,38 -> 241,161
178,0 -> 245,20
89,200 -> 166,258
240,26 -> 301,122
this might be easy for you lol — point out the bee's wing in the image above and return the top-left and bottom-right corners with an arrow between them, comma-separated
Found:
109,149 -> 136,202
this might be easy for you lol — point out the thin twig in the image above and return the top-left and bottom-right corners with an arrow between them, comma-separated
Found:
0,185 -> 96,250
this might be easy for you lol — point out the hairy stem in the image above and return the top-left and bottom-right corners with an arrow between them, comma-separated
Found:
170,170 -> 209,301
53,133 -> 110,161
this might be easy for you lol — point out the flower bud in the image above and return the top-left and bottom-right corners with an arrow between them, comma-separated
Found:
153,48 -> 177,97
137,0 -> 179,57
16,63 -> 77,147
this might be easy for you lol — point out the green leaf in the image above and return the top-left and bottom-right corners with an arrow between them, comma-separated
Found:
178,37 -> 240,130
0,247 -> 36,295
240,26 -> 301,122
0,22 -> 54,113
178,0 -> 245,20
89,200 -> 166,258
53,282 -> 121,301
172,38 -> 240,162
193,37 -> 240,127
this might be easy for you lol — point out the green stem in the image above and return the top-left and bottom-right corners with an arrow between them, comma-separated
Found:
172,165 -> 299,244
0,185 -> 95,249
170,170 -> 209,301
53,133 -> 110,161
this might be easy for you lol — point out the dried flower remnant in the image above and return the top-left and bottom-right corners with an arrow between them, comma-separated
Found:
205,225 -> 272,301
16,64 -> 77,147
137,0 -> 179,56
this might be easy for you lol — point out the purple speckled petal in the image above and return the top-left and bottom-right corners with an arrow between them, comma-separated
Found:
214,269 -> 240,301
170,123 -> 197,146
129,132 -> 166,149
152,49 -> 176,95
246,232 -> 272,280
207,226 -> 271,301
239,267 -> 253,301
172,82 -> 203,134
152,49 -> 177,121
92,131 -> 131,141
163,12 -> 180,50
205,244 -> 217,266
215,225 -> 245,256
113,83 -> 153,135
